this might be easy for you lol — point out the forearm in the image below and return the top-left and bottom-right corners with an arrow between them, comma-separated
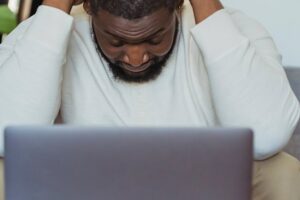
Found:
209,42 -> 299,160
43,0 -> 73,13
190,9 -> 300,159
0,6 -> 73,128
190,0 -> 223,23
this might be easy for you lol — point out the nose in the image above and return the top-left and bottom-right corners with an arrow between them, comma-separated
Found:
122,45 -> 150,67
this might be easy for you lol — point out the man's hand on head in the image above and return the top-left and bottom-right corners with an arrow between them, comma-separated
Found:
189,0 -> 224,23
42,0 -> 84,14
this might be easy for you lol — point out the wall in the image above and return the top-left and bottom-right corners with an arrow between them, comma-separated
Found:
222,0 -> 300,67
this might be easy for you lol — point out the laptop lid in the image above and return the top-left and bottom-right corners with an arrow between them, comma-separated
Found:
4,126 -> 253,200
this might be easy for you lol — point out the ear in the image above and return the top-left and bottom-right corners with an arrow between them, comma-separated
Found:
83,0 -> 93,15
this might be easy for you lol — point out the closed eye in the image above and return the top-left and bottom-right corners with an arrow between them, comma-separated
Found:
110,40 -> 124,47
147,36 -> 163,45
147,39 -> 162,45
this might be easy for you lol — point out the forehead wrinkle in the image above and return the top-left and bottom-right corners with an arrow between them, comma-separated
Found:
111,26 -> 163,39
106,17 -> 175,41
111,16 -> 166,32
94,8 -> 175,40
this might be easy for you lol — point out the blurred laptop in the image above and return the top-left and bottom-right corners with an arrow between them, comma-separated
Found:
4,126 -> 253,200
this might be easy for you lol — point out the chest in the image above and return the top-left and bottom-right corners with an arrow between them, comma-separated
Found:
62,29 -> 217,126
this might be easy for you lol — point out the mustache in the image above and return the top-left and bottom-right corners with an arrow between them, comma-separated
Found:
114,56 -> 159,69
109,56 -> 165,83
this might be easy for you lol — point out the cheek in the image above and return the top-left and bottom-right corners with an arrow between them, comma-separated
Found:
147,29 -> 176,57
96,35 -> 123,60
148,37 -> 174,57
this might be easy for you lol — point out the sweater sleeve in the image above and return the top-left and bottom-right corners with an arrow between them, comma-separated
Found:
0,6 -> 74,156
190,9 -> 300,160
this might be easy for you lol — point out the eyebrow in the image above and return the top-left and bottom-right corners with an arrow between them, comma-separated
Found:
104,28 -> 165,41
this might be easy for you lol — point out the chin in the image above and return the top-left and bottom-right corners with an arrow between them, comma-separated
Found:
121,67 -> 151,78
112,63 -> 163,83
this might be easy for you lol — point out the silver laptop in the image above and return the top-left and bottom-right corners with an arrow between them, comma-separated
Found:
4,126 -> 253,200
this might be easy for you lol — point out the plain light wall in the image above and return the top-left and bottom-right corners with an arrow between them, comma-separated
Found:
222,0 -> 300,67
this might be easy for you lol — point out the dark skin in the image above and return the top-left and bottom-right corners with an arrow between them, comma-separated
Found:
90,8 -> 177,75
42,0 -> 223,76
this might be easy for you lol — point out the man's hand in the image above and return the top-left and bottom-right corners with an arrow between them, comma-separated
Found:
42,0 -> 84,14
189,0 -> 224,23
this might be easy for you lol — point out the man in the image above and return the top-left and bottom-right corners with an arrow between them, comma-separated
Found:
0,0 -> 299,199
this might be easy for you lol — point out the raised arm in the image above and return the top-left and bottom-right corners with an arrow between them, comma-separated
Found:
0,0 -> 81,156
43,0 -> 84,13
189,0 -> 223,23
189,0 -> 300,160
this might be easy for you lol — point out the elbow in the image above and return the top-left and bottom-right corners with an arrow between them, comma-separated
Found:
253,117 -> 299,161
253,130 -> 292,160
254,97 -> 300,160
254,142 -> 286,160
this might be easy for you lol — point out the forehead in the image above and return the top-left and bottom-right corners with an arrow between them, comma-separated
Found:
92,8 -> 176,40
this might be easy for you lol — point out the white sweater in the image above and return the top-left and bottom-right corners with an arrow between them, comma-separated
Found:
0,2 -> 299,159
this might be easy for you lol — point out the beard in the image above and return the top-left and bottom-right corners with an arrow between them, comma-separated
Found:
93,21 -> 179,83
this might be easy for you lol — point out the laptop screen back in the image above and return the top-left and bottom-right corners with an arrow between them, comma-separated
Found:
4,126 -> 253,200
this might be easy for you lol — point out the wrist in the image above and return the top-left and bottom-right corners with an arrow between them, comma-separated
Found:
42,0 -> 73,13
190,0 -> 223,23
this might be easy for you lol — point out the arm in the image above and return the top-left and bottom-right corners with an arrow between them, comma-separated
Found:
43,0 -> 84,13
0,0 -> 80,156
189,0 -> 223,23
189,1 -> 300,160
